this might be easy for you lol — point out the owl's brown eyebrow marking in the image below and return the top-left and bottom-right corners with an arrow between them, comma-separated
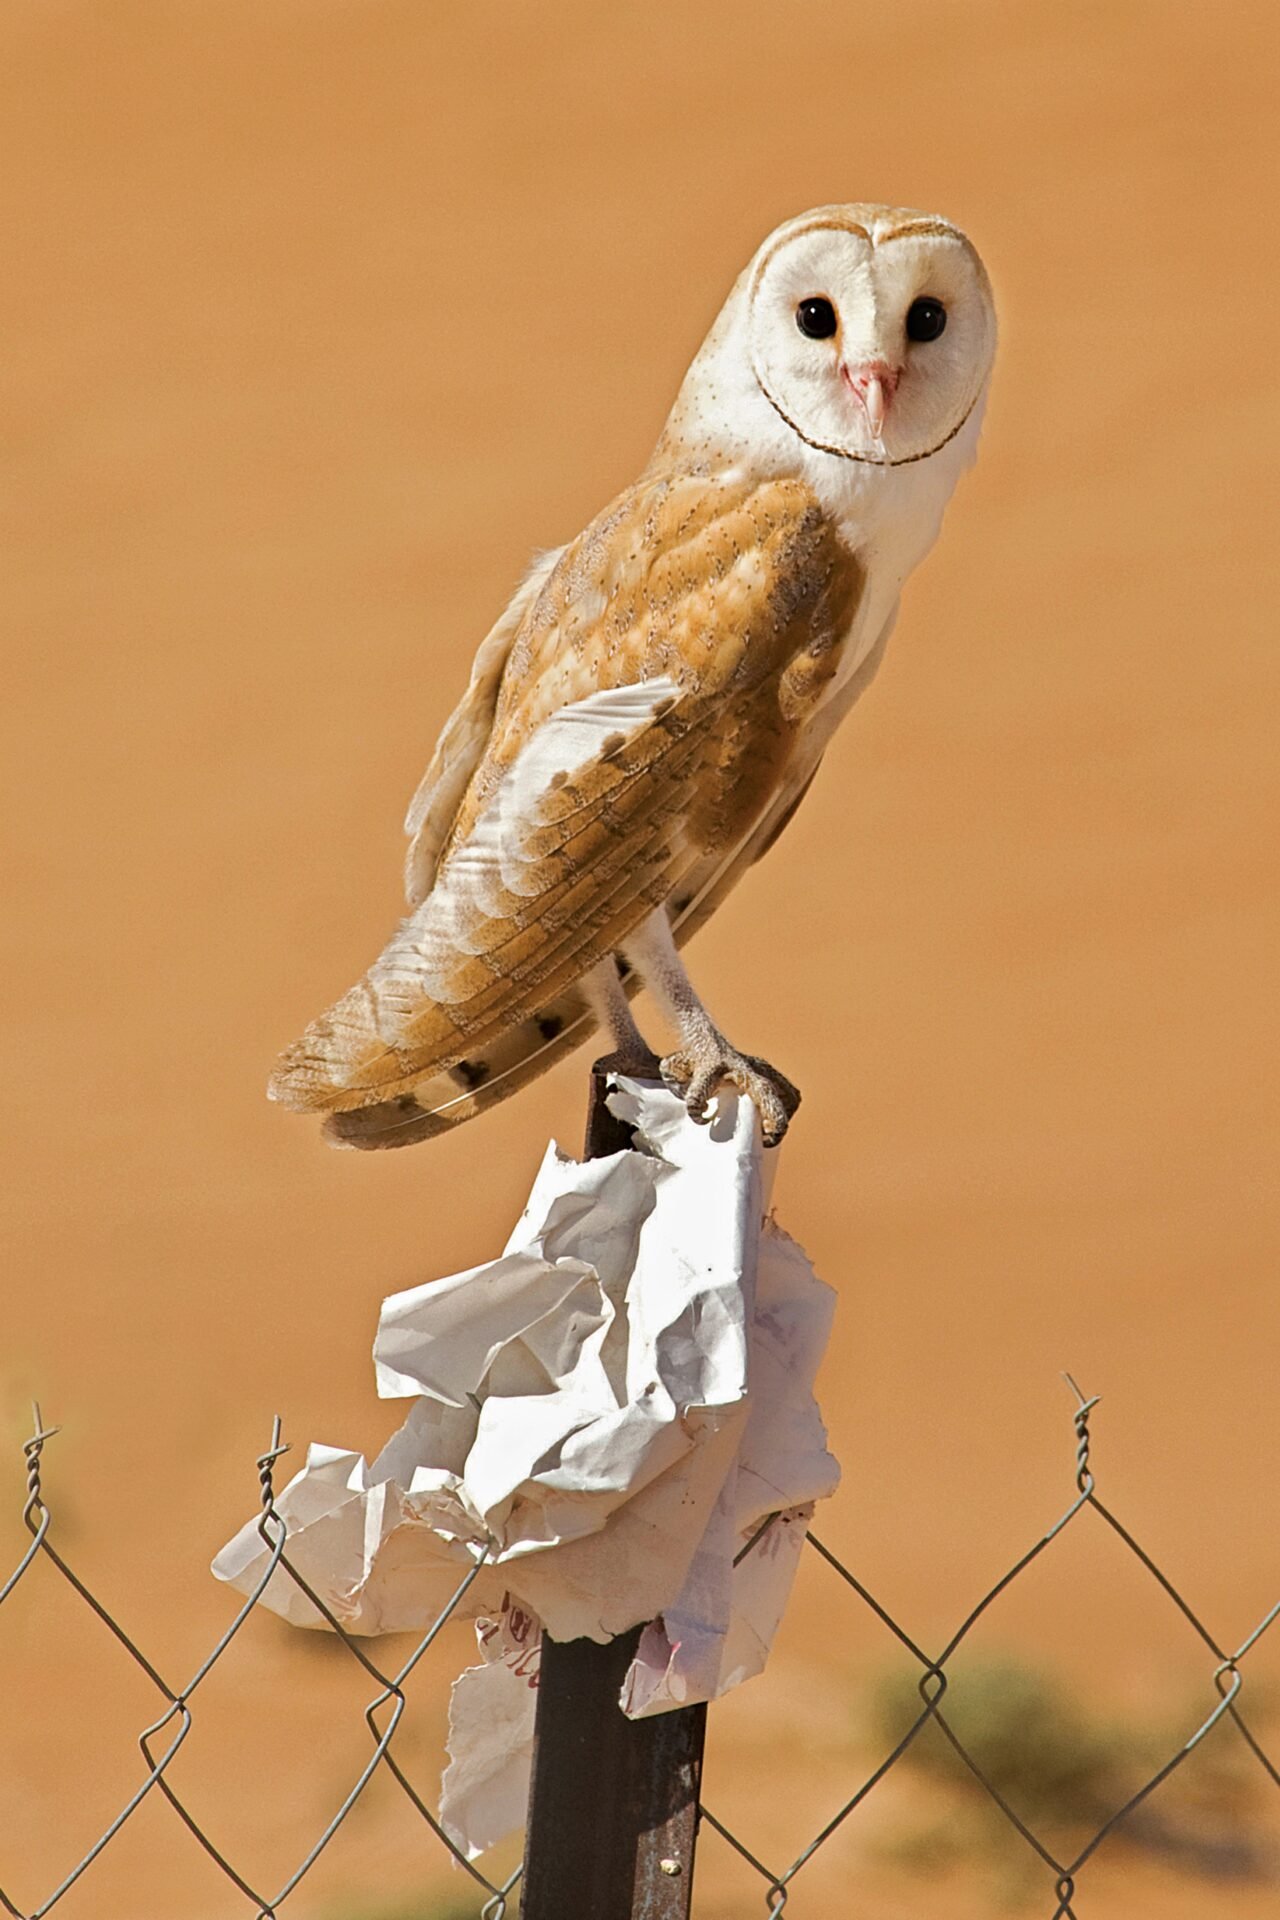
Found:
754,214 -> 872,267
792,215 -> 871,242
876,218 -> 959,244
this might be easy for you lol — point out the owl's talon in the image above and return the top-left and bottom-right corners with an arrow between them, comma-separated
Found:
659,1040 -> 801,1147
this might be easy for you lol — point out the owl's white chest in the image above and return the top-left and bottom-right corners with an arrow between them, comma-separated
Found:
808,399 -> 982,714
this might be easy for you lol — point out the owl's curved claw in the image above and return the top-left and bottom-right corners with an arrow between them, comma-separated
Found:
659,1038 -> 801,1148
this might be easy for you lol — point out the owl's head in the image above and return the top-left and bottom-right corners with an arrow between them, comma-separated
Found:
742,205 -> 996,468
664,205 -> 996,476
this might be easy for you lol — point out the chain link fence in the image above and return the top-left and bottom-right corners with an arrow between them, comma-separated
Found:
2,1382 -> 1277,1919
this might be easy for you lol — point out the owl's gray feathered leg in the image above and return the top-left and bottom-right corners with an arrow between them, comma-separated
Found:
581,957 -> 662,1079
619,908 -> 800,1147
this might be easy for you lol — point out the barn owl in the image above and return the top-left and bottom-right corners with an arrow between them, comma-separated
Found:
270,204 -> 996,1148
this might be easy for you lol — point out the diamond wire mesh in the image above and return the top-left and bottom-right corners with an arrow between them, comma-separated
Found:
0,1410 -> 519,1920
705,1378 -> 1280,1915
1,1381 -> 1277,1919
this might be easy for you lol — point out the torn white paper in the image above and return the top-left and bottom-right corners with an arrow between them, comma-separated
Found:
439,1599 -> 542,1862
213,1077 -> 838,1859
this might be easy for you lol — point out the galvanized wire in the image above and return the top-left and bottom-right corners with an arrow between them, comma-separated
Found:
702,1376 -> 1280,1916
0,1407 -> 521,1920
1,1382 -> 1276,1917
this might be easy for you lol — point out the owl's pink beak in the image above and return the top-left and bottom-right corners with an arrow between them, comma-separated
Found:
841,359 -> 900,441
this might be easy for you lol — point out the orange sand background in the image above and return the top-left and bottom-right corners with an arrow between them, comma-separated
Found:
2,3 -> 1278,1914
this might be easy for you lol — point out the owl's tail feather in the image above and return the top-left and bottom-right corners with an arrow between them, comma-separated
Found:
320,989 -> 599,1148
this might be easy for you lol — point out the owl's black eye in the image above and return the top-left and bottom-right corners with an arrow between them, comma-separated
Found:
906,297 -> 947,343
795,296 -> 838,340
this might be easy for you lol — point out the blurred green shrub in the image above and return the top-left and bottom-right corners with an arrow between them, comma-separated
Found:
867,1655 -> 1276,1899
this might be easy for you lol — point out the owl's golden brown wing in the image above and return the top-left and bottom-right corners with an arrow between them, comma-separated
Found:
268,469 -> 863,1140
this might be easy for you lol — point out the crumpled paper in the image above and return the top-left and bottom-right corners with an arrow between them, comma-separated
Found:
214,1077 -> 838,1858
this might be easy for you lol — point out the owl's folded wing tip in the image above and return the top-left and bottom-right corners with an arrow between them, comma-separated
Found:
266,1047 -> 337,1113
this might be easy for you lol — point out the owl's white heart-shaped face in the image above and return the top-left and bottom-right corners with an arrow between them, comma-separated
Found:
745,208 -> 996,467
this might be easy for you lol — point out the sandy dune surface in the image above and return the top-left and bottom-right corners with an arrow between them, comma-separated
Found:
1,3 -> 1278,1913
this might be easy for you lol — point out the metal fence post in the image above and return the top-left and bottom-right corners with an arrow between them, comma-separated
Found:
519,1063 -> 707,1920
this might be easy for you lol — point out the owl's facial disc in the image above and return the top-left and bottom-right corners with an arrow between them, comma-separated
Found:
747,210 -> 996,467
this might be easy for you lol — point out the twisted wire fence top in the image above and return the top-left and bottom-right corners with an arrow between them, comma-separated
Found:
2,1380 -> 1277,1918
